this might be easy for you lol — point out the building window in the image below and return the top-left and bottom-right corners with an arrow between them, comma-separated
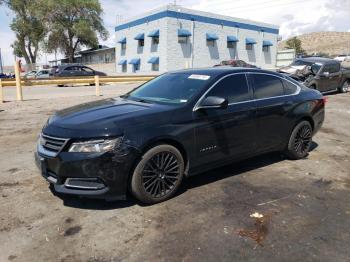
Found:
246,44 -> 253,51
122,64 -> 127,72
133,64 -> 140,72
152,37 -> 159,45
152,63 -> 159,71
121,43 -> 126,50
227,42 -> 236,49
263,46 -> 269,52
178,36 -> 188,44
138,40 -> 144,47
207,40 -> 215,47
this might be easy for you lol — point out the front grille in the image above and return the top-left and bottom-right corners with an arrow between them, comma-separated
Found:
40,134 -> 69,155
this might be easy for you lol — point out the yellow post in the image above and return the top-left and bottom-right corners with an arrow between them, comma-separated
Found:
95,75 -> 100,96
0,79 -> 3,103
14,61 -> 23,101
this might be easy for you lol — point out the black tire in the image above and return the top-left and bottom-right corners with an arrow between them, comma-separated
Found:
338,80 -> 349,93
310,85 -> 317,90
285,121 -> 313,160
131,144 -> 184,204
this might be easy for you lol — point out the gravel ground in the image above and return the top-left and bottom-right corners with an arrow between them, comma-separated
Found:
0,85 -> 349,262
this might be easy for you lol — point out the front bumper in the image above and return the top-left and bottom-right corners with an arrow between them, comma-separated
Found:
35,143 -> 140,200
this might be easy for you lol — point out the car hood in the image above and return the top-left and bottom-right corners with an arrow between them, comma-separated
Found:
279,65 -> 306,74
43,97 -> 175,138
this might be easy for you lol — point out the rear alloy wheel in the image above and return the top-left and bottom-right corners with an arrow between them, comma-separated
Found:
339,81 -> 349,93
131,144 -> 184,204
285,121 -> 313,160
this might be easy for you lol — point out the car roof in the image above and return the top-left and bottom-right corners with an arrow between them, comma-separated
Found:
58,64 -> 85,69
297,57 -> 339,64
168,67 -> 278,78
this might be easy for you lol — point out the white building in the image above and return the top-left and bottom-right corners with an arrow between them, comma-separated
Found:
115,5 -> 279,74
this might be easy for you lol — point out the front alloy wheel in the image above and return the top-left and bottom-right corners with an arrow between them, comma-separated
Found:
285,121 -> 313,160
339,81 -> 349,93
131,144 -> 184,204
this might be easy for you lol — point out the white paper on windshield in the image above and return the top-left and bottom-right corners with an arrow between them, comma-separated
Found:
188,74 -> 211,80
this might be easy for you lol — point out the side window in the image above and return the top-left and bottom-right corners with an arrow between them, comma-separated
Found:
282,79 -> 298,95
322,64 -> 331,73
251,74 -> 284,99
206,74 -> 250,104
321,64 -> 340,74
82,67 -> 94,73
329,63 -> 340,73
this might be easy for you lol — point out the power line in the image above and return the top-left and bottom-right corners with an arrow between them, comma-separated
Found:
214,0 -> 307,13
204,0 -> 286,10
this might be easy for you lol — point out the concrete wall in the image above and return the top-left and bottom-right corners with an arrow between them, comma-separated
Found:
276,49 -> 296,67
166,17 -> 278,71
81,49 -> 116,64
115,5 -> 279,73
115,7 -> 168,74
87,63 -> 117,75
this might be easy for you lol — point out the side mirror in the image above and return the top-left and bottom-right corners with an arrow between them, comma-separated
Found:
322,72 -> 330,77
197,96 -> 228,110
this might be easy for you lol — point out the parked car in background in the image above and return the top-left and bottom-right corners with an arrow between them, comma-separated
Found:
334,55 -> 350,62
302,58 -> 350,93
35,69 -> 51,79
0,73 -> 15,79
278,58 -> 315,75
24,71 -> 37,79
282,57 -> 350,93
214,59 -> 258,68
53,65 -> 107,77
35,67 -> 325,204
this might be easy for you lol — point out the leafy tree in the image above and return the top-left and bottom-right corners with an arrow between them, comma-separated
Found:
1,0 -> 46,64
285,37 -> 306,55
44,0 -> 108,63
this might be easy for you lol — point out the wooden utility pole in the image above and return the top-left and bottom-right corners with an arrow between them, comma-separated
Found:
95,75 -> 100,96
14,60 -> 23,101
0,79 -> 3,103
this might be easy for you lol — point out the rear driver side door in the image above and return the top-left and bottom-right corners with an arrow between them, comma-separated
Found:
248,73 -> 292,152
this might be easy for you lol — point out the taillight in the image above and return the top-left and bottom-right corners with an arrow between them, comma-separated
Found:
322,97 -> 328,105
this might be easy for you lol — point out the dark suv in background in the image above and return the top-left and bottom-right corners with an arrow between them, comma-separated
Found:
52,65 -> 107,77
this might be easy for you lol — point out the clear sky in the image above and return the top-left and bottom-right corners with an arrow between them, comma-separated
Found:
1,0 -> 349,66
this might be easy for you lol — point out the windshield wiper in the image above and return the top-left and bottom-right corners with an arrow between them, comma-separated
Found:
134,98 -> 152,104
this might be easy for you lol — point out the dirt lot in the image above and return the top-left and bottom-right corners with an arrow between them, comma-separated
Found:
0,85 -> 349,262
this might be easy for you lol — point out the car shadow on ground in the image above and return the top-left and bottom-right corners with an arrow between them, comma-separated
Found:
53,142 -> 318,210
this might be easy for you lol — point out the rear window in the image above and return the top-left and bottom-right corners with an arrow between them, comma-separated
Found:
282,79 -> 298,95
250,74 -> 284,99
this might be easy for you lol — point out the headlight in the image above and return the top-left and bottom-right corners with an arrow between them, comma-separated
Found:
68,137 -> 122,153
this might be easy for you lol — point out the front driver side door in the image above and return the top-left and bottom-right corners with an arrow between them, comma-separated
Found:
318,64 -> 340,92
193,73 -> 257,168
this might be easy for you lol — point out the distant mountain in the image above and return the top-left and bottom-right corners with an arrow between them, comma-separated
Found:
278,32 -> 350,56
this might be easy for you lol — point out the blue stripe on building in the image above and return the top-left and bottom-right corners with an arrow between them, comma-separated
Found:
115,10 -> 279,34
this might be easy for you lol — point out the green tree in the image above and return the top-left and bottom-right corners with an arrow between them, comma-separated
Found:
1,0 -> 46,65
285,37 -> 306,55
44,0 -> 108,63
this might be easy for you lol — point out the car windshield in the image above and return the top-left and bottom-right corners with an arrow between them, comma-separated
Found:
311,63 -> 322,74
124,73 -> 212,104
291,60 -> 312,66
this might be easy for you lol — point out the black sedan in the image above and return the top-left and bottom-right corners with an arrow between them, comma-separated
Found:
52,65 -> 107,77
35,68 -> 325,204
